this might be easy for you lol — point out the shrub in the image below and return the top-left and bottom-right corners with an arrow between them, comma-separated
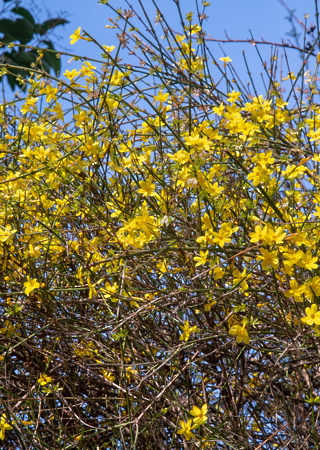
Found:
1,1 -> 320,448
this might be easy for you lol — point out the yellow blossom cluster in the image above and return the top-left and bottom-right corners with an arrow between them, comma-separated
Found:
1,3 -> 320,448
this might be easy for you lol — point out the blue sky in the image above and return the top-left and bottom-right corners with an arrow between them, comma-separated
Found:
45,0 -> 317,95
49,0 -> 316,49
2,0 -> 318,97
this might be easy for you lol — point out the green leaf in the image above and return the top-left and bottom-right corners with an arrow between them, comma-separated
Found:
1,49 -> 34,91
0,31 -> 16,43
5,65 -> 28,91
0,18 -> 35,44
11,7 -> 36,26
42,41 -> 61,75
35,18 -> 69,36
11,50 -> 37,67
6,72 -> 16,90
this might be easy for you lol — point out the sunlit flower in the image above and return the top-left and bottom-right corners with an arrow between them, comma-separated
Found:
177,419 -> 195,440
0,415 -> 12,440
301,304 -> 320,326
24,276 -> 40,296
229,324 -> 250,344
190,403 -> 208,425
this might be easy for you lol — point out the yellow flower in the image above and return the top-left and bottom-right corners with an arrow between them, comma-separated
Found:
137,179 -> 156,197
247,166 -> 271,186
110,69 -> 125,86
283,248 -> 303,268
87,278 -> 98,299
205,181 -> 224,197
70,27 -> 82,44
79,62 -> 96,77
100,369 -> 115,382
0,224 -> 17,242
21,420 -> 33,426
52,102 -> 64,121
284,279 -> 306,302
0,320 -> 20,336
263,225 -> 286,246
154,90 -> 169,104
213,266 -> 225,280
184,134 -> 211,151
307,276 -> 320,298
249,225 -> 266,243
229,324 -> 250,344
20,96 -> 39,114
212,223 -> 237,248
101,282 -> 119,301
212,103 -> 225,116
176,34 -> 186,43
194,250 -> 209,267
0,415 -> 12,440
301,304 -> 320,326
126,366 -> 138,382
233,267 -> 250,291
177,419 -> 195,440
103,45 -> 116,52
179,321 -> 199,341
282,71 -> 297,81
24,276 -> 40,295
251,151 -> 275,167
227,90 -> 241,103
204,300 -> 216,311
38,374 -> 53,386
168,149 -> 190,164
201,212 -> 215,231
40,84 -> 57,103
64,69 -> 80,81
257,248 -> 279,270
298,250 -> 318,271
190,403 -> 208,425
189,24 -> 201,35
219,56 -> 232,68
282,164 -> 307,180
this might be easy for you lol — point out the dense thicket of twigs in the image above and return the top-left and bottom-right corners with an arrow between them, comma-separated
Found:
1,0 -> 320,448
